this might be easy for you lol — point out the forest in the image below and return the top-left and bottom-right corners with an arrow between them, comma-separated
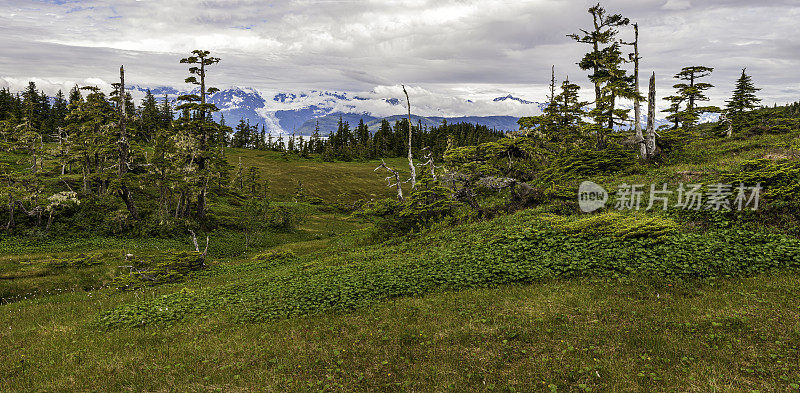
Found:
2,2 -> 800,392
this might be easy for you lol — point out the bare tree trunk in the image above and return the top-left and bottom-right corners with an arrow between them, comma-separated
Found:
607,93 -> 616,136
375,160 -> 404,201
724,113 -> 733,137
402,85 -> 417,190
632,24 -> 646,159
196,60 -> 209,220
645,72 -> 657,158
117,65 -> 139,220
422,147 -> 436,179
591,13 -> 603,149
189,229 -> 209,263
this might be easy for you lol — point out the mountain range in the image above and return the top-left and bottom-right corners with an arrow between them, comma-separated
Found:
127,85 -> 719,136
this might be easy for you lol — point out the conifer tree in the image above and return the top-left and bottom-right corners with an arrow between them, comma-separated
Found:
259,125 -> 266,150
668,66 -> 718,128
66,87 -> 115,194
158,94 -> 173,129
568,3 -> 630,149
68,85 -> 83,107
725,68 -> 761,136
174,49 -> 224,220
661,94 -> 684,129
138,89 -> 160,143
111,65 -> 139,220
51,90 -> 68,132
231,119 -> 250,148
519,76 -> 588,150
310,122 -> 322,154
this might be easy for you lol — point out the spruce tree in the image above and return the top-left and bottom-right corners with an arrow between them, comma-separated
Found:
310,123 -> 322,154
661,94 -> 684,129
174,49 -> 224,220
65,87 -> 115,194
726,68 -> 761,116
231,118 -> 250,148
568,3 -> 630,149
669,66 -> 718,128
723,68 -> 761,137
110,65 -> 140,220
139,89 -> 160,143
68,85 -> 83,107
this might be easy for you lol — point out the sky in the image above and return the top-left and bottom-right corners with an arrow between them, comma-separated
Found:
1,0 -> 799,111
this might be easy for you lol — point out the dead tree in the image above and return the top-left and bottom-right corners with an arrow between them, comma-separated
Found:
644,72 -> 658,158
402,85 -> 417,190
721,112 -> 733,137
421,147 -> 438,180
626,24 -> 646,159
375,159 -> 404,201
189,230 -> 209,266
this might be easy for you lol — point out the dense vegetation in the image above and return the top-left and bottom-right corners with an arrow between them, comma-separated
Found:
2,2 -> 800,392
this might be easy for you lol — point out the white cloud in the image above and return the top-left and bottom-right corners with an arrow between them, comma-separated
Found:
0,0 -> 798,111
661,0 -> 691,11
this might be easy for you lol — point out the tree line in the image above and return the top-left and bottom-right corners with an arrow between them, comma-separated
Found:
228,116 -> 503,161
1,50 -> 232,232
0,2 -> 794,237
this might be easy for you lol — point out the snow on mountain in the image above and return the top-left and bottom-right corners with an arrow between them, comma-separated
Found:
126,85 -> 720,136
204,86 -> 544,135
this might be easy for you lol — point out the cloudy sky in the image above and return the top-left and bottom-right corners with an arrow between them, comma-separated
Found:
1,0 -> 798,110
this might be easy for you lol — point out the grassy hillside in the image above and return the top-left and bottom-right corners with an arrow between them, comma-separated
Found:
225,149 -> 410,203
2,129 -> 800,392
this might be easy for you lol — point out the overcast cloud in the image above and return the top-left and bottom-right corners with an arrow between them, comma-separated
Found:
1,0 -> 798,111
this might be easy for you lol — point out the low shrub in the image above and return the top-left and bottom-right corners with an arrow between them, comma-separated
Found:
539,144 -> 637,183
657,127 -> 694,156
544,212 -> 679,239
722,158 -> 800,202
46,253 -> 103,268
252,249 -> 296,262
97,210 -> 800,328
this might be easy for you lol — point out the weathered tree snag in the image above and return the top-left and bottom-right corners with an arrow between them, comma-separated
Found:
722,113 -> 733,137
375,159 -> 404,201
630,24 -> 646,159
402,85 -> 417,190
189,229 -> 209,263
117,66 -> 140,220
421,147 -> 437,179
443,172 -> 479,209
645,72 -> 657,158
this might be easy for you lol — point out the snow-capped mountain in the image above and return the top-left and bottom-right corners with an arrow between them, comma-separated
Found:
126,85 -> 719,136
128,85 -> 540,135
